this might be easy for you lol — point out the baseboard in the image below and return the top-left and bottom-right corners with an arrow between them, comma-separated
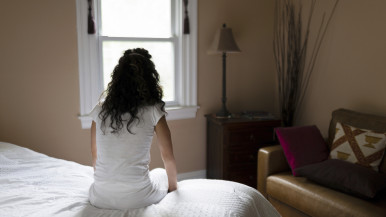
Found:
177,170 -> 207,181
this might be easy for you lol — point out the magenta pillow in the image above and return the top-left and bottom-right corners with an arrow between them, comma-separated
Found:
275,125 -> 329,176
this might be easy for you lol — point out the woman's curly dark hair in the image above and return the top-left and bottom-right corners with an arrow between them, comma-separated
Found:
99,48 -> 165,134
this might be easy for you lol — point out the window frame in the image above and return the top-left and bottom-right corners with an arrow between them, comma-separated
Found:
76,0 -> 198,129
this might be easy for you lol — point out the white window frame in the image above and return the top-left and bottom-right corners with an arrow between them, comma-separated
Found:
76,0 -> 198,129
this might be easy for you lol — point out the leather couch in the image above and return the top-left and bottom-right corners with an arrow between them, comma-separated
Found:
258,109 -> 386,217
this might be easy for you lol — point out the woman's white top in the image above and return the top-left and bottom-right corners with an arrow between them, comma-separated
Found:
88,104 -> 167,210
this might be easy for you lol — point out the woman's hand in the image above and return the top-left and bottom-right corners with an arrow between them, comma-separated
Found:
168,183 -> 177,192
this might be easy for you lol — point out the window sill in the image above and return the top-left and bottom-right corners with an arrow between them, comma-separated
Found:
78,106 -> 199,129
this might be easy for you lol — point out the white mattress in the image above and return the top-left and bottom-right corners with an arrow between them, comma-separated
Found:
0,142 -> 280,217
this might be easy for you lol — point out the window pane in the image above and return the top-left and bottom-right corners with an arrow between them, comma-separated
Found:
101,0 -> 172,38
102,41 -> 175,102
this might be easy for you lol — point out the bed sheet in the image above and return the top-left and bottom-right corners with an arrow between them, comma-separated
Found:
0,142 -> 280,217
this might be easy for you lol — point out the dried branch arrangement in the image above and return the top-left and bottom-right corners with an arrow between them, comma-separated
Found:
273,0 -> 340,126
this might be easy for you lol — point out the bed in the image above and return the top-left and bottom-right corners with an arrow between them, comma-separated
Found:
0,142 -> 280,217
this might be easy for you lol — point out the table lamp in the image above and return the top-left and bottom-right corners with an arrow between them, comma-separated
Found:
208,23 -> 241,118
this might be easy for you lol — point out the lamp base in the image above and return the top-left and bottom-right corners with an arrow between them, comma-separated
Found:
216,109 -> 231,118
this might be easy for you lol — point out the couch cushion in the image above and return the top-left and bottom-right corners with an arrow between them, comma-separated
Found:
328,109 -> 386,174
330,122 -> 386,171
275,125 -> 329,176
267,172 -> 386,217
294,159 -> 386,199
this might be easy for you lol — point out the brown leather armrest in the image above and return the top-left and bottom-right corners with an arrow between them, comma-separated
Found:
258,145 -> 290,198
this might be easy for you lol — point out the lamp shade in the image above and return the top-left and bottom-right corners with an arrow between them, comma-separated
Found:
208,24 -> 241,54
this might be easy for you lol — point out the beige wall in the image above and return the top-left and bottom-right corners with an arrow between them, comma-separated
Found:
0,1 -> 90,164
295,0 -> 386,137
0,0 -> 277,173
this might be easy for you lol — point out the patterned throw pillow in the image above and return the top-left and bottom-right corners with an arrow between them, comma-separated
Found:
330,122 -> 386,171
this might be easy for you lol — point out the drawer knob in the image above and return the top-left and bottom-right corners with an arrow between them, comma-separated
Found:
249,134 -> 255,141
249,154 -> 254,160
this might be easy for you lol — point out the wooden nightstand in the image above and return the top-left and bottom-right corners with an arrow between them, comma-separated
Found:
206,114 -> 281,188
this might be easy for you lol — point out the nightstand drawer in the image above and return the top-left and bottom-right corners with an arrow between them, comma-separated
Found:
227,169 -> 256,188
229,127 -> 274,146
228,150 -> 257,165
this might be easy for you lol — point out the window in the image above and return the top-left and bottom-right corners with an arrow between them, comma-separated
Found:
76,0 -> 198,129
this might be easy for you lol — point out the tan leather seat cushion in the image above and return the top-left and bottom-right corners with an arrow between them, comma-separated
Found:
267,172 -> 386,217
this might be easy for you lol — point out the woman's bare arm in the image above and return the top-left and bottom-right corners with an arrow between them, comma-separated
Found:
155,116 -> 178,192
91,121 -> 97,171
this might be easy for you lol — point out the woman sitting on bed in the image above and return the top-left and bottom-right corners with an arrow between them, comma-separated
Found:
88,48 -> 177,210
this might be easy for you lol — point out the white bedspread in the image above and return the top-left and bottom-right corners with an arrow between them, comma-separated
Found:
0,142 -> 280,217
